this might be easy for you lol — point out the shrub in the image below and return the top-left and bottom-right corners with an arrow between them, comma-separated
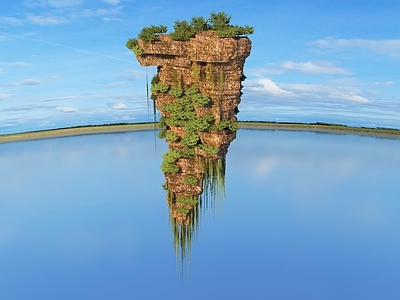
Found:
175,207 -> 190,214
213,119 -> 239,131
190,16 -> 210,33
185,85 -> 199,96
181,131 -> 200,147
158,128 -> 166,139
168,87 -> 184,98
161,161 -> 179,174
151,82 -> 169,93
208,12 -> 254,37
151,74 -> 160,85
183,176 -> 199,185
138,25 -> 167,42
176,195 -> 198,205
170,20 -> 194,41
199,144 -> 219,155
191,93 -> 210,106
125,38 -> 143,56
165,131 -> 179,142
163,149 -> 181,163
179,147 -> 195,158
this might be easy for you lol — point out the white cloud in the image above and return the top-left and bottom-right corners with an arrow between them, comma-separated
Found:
328,91 -> 370,103
25,0 -> 83,8
4,78 -> 41,86
247,78 -> 295,97
0,17 -> 24,26
103,17 -> 122,22
0,93 -> 13,100
372,81 -> 395,86
96,7 -> 122,16
247,61 -> 351,76
103,0 -> 120,4
246,79 -> 371,103
107,100 -> 128,109
123,69 -> 145,81
27,14 -> 70,25
310,38 -> 400,57
47,0 -> 83,7
107,81 -> 128,87
280,61 -> 351,75
0,61 -> 30,67
56,106 -> 79,113
39,120 -> 55,127
0,62 -> 30,74
282,82 -> 370,103
120,115 -> 134,120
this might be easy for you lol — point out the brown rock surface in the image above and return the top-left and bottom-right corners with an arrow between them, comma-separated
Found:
134,29 -> 251,225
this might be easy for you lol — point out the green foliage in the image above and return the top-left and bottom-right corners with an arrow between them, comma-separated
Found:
125,38 -> 143,56
191,93 -> 210,106
185,115 -> 214,132
178,147 -> 195,158
170,20 -> 194,41
161,161 -> 180,174
151,82 -> 169,93
161,150 -> 181,173
190,16 -> 210,32
158,128 -> 166,139
184,85 -> 199,96
183,176 -> 199,186
212,119 -> 239,131
219,69 -> 224,87
199,144 -> 219,155
208,12 -> 254,37
208,11 -> 231,31
181,131 -> 200,147
175,207 -> 190,215
151,74 -> 160,85
163,149 -> 181,163
169,11 -> 253,41
176,195 -> 198,205
162,181 -> 169,191
165,131 -> 179,142
168,87 -> 184,98
138,25 -> 168,42
191,63 -> 201,82
157,117 -> 166,128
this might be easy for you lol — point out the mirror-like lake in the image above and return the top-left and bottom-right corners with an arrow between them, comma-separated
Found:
1,129 -> 400,299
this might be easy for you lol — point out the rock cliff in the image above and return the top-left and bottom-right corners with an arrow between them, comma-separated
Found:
132,28 -> 251,261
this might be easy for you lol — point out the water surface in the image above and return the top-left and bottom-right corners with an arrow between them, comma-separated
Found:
1,129 -> 400,299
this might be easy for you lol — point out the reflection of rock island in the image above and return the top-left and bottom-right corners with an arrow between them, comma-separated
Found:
128,13 -> 252,268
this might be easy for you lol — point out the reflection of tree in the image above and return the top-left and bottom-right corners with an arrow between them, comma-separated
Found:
164,155 -> 227,270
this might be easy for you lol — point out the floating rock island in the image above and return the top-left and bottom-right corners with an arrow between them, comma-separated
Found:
127,12 -> 253,262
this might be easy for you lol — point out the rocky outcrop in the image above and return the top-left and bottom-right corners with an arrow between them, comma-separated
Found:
133,29 -> 251,256
136,30 -> 251,132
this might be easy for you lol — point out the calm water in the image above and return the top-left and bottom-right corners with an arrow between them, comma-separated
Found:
1,129 -> 400,299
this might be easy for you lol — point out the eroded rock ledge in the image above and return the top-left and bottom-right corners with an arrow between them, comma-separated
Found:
134,29 -> 251,226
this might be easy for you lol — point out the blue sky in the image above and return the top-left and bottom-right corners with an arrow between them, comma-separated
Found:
1,0 -> 400,134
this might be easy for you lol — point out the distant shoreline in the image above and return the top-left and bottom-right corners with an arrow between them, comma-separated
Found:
1,121 -> 400,144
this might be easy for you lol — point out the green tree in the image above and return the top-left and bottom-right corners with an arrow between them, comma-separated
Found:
138,25 -> 168,42
170,20 -> 194,41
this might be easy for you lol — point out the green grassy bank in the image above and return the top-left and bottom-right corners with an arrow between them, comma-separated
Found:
1,121 -> 400,144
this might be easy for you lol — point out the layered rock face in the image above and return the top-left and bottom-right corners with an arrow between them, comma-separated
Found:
135,30 -> 251,226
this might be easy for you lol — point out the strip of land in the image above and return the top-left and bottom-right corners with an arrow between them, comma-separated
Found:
0,123 -> 156,144
239,121 -> 400,137
1,121 -> 400,144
